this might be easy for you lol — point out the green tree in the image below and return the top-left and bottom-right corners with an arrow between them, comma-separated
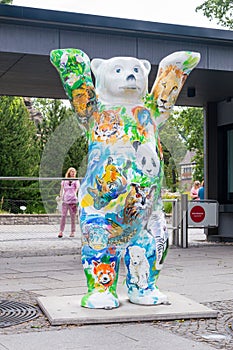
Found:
0,96 -> 40,213
170,107 -> 204,181
34,98 -> 88,213
0,0 -> 13,4
34,98 -> 70,153
160,118 -> 186,191
34,98 -> 88,176
196,0 -> 233,29
0,96 -> 40,177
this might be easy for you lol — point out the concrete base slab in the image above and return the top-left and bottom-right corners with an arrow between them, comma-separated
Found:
37,291 -> 218,326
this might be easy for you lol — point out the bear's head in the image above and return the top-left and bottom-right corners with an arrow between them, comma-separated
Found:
133,141 -> 160,178
129,245 -> 147,266
91,56 -> 151,105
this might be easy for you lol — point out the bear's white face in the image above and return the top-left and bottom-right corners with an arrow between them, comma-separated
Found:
134,142 -> 160,178
129,246 -> 147,266
91,57 -> 151,105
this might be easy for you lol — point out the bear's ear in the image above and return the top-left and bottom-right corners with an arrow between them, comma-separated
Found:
110,261 -> 115,269
132,140 -> 141,152
91,58 -> 105,77
141,59 -> 151,74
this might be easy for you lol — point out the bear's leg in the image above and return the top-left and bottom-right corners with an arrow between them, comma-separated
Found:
81,244 -> 121,309
124,211 -> 169,305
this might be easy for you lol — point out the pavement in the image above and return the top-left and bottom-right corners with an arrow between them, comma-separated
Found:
0,223 -> 233,350
0,222 -> 207,257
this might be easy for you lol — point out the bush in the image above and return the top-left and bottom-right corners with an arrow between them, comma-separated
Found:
162,191 -> 180,214
163,201 -> 173,214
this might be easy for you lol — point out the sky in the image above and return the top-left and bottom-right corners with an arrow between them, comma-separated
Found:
12,0 -> 227,30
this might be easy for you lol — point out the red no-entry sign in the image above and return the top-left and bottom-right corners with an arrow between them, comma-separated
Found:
188,201 -> 219,227
190,205 -> 205,223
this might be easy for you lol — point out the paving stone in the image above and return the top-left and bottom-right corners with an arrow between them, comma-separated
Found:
37,291 -> 217,326
1,230 -> 233,349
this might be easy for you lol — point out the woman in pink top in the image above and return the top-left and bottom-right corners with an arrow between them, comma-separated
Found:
190,180 -> 200,200
58,167 -> 80,238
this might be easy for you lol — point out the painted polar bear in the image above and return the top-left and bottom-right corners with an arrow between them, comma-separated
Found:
50,49 -> 200,309
128,245 -> 150,289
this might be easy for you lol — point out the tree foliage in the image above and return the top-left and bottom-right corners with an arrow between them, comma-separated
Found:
34,99 -> 88,213
34,98 -> 88,177
160,118 -> 187,191
0,96 -> 40,177
0,0 -> 13,4
196,0 -> 233,29
170,107 -> 204,182
0,96 -> 40,212
34,99 -> 71,153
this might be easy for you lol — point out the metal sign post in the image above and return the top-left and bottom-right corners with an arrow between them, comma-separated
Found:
172,199 -> 179,246
180,194 -> 188,248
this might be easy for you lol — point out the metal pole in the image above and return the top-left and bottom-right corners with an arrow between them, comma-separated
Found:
181,194 -> 188,248
172,200 -> 179,246
0,177 -> 83,181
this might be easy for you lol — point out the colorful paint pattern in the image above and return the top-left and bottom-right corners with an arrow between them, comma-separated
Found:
50,49 -> 200,308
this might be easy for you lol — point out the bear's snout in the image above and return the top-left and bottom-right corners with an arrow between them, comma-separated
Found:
132,259 -> 140,266
127,74 -> 136,82
102,275 -> 110,282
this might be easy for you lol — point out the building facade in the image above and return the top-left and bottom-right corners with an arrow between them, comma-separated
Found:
179,151 -> 196,191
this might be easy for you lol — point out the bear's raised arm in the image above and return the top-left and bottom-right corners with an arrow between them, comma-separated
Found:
146,51 -> 200,128
50,49 -> 97,128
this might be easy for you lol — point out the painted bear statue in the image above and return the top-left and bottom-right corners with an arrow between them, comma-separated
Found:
50,49 -> 200,309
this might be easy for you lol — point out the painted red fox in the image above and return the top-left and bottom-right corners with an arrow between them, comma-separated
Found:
93,261 -> 116,289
